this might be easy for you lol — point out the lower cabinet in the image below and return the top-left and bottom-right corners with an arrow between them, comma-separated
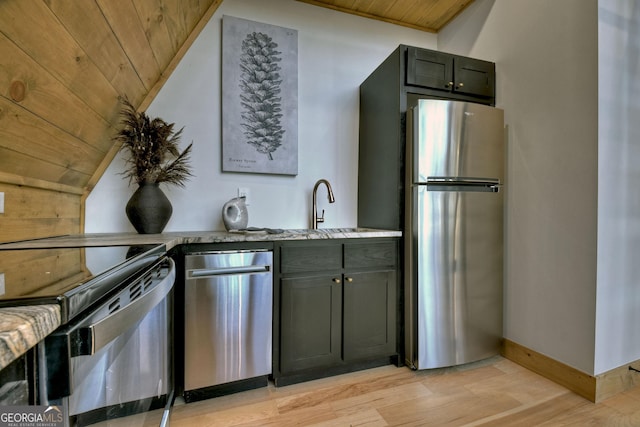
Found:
280,275 -> 342,373
274,238 -> 399,385
343,270 -> 396,361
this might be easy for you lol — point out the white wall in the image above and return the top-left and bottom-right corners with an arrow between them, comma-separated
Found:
86,0 -> 437,232
440,0 -> 599,374
596,0 -> 640,374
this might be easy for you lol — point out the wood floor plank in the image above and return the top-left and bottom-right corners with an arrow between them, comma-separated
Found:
331,382 -> 432,418
464,366 -> 569,404
417,364 -> 509,395
169,357 -> 640,426
601,386 -> 640,414
236,402 -> 337,426
276,367 -> 421,414
311,408 -> 388,427
91,407 -> 165,426
172,400 -> 279,427
377,391 -> 521,426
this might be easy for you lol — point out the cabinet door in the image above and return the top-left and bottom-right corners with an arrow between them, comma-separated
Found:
406,46 -> 453,91
280,275 -> 342,373
343,270 -> 396,360
453,56 -> 495,98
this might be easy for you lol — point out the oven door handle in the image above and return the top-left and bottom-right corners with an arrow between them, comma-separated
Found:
72,257 -> 176,356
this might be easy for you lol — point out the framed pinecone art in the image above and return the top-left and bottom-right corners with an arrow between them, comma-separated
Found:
222,15 -> 298,175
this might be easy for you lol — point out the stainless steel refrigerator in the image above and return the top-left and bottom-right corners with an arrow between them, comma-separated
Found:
404,99 -> 504,370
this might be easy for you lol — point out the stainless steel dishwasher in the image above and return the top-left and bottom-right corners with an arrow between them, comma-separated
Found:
183,249 -> 273,403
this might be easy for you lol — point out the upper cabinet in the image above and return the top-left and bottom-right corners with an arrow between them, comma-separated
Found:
405,46 -> 495,101
357,45 -> 496,230
406,46 -> 495,99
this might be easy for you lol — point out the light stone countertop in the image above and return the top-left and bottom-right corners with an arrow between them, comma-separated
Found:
0,228 -> 401,371
0,228 -> 401,251
0,305 -> 61,370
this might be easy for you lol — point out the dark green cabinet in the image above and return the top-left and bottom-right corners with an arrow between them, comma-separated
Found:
343,270 -> 396,360
358,44 -> 496,230
274,238 -> 399,385
280,275 -> 342,373
406,46 -> 495,99
343,240 -> 397,361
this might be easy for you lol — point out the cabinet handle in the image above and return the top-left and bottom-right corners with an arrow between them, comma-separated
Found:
332,278 -> 341,284
446,81 -> 453,88
456,82 -> 465,89
345,277 -> 353,283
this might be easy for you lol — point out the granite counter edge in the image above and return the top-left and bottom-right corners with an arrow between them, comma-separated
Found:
0,305 -> 61,371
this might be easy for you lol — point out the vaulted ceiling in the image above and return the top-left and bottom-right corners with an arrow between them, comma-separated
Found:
0,0 -> 471,243
298,0 -> 474,33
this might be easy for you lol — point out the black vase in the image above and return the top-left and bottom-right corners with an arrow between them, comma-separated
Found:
125,183 -> 173,234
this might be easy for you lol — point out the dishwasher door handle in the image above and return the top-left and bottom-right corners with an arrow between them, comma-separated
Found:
187,265 -> 270,278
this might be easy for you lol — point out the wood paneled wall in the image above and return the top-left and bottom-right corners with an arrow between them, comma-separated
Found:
0,0 -> 221,243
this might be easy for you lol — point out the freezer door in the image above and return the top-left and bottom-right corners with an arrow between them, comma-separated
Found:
413,184 -> 503,369
413,99 -> 504,183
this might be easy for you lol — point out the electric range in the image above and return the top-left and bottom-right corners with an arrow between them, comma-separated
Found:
0,244 -> 166,323
0,242 -> 177,426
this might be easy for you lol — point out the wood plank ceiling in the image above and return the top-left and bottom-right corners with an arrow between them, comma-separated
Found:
297,0 -> 475,33
0,0 -> 471,243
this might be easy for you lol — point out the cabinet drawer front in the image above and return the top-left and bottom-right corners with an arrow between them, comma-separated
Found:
344,241 -> 397,269
280,245 -> 342,273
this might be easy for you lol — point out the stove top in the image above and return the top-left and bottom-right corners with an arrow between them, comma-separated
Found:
0,244 -> 166,322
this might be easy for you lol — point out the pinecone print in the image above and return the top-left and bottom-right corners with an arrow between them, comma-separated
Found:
239,32 -> 285,160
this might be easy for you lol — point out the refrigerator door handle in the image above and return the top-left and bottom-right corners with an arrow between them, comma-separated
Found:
424,177 -> 501,185
418,180 -> 502,193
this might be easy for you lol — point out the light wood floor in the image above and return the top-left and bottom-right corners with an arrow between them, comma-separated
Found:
160,356 -> 640,426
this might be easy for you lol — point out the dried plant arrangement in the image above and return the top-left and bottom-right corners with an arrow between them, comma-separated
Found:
115,98 -> 193,187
